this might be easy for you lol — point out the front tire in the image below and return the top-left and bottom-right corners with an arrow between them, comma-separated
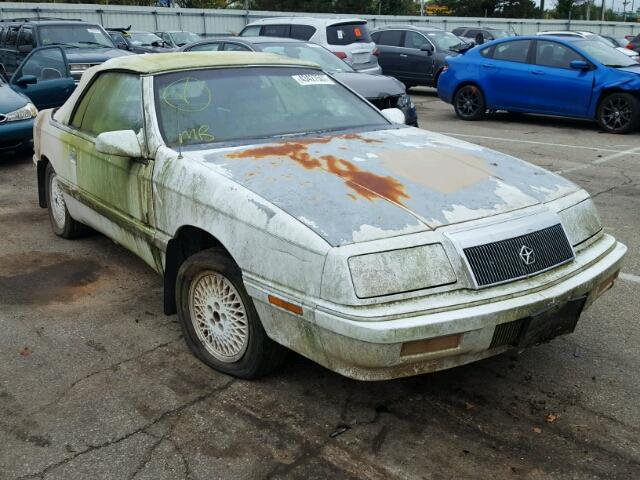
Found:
597,92 -> 639,134
176,248 -> 287,379
454,84 -> 486,120
45,163 -> 87,238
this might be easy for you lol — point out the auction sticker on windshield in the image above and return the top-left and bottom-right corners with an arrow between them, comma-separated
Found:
292,74 -> 334,86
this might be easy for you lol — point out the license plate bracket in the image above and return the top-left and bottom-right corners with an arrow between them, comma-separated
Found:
517,297 -> 587,348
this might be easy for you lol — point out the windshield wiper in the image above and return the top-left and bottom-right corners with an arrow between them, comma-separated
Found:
78,41 -> 110,48
606,64 -> 632,68
47,42 -> 79,48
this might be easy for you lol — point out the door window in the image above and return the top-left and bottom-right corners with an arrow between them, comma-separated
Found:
290,25 -> 316,41
189,42 -> 221,51
223,43 -> 251,52
14,47 -> 70,82
404,31 -> 429,50
261,25 -> 290,38
376,30 -> 403,47
17,28 -> 35,48
493,40 -> 531,63
535,40 -> 583,69
71,72 -> 142,136
6,27 -> 19,47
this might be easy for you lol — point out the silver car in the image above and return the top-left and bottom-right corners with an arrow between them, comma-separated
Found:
240,17 -> 382,74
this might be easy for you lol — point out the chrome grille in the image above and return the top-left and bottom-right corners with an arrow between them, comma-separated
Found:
464,224 -> 574,287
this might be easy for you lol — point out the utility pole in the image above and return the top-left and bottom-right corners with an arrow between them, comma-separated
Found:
623,0 -> 630,21
540,0 -> 545,18
601,0 -> 606,21
420,0 -> 425,17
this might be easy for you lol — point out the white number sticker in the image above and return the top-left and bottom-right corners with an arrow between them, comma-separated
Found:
292,74 -> 334,86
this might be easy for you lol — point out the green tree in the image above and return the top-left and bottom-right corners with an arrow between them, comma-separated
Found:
436,0 -> 499,17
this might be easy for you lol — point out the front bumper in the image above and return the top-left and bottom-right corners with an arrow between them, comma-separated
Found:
250,234 -> 626,381
0,118 -> 34,153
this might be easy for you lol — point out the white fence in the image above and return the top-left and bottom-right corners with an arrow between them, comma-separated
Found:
2,2 -> 640,37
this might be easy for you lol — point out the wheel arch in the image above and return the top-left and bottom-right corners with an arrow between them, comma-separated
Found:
593,87 -> 640,119
163,225 -> 233,315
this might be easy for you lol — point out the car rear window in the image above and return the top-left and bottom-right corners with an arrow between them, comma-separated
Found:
261,24 -> 290,38
326,23 -> 371,45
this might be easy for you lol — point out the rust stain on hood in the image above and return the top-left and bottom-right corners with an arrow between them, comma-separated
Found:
227,135 -> 409,206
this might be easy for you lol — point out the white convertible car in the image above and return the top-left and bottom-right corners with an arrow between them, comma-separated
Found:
33,52 -> 626,380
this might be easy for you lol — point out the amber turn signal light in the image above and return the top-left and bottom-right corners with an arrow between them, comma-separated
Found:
400,333 -> 461,357
268,295 -> 303,315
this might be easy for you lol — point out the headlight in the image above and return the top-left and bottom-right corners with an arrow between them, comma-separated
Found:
397,93 -> 414,109
4,103 -> 38,122
348,244 -> 457,298
69,63 -> 92,72
558,198 -> 602,246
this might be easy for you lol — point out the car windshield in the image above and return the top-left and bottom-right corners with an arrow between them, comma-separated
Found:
129,32 -> 163,46
424,31 -> 466,50
154,67 -> 387,147
575,40 -> 637,67
171,32 -> 200,46
259,42 -> 354,73
39,25 -> 114,49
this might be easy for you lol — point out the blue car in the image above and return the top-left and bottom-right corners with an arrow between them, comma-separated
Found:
438,36 -> 640,133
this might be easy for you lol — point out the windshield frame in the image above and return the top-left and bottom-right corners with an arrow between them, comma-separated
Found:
152,65 -> 392,150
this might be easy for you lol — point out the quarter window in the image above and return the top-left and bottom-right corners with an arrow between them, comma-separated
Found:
240,25 -> 260,37
189,42 -> 221,52
290,24 -> 316,41
6,27 -> 19,47
376,30 -> 403,47
493,40 -> 531,63
17,28 -> 35,48
535,40 -> 583,69
72,73 -> 142,136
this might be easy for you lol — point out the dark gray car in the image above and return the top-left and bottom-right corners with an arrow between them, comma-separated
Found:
180,36 -> 417,126
371,26 -> 466,89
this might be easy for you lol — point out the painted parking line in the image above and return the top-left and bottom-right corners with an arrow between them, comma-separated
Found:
620,272 -> 640,285
432,132 -> 640,156
556,146 -> 640,174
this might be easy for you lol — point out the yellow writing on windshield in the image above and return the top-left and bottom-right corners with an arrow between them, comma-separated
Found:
179,124 -> 215,145
161,77 -> 212,112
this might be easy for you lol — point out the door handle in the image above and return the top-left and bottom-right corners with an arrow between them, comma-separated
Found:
482,63 -> 495,69
531,70 -> 545,75
399,54 -> 408,58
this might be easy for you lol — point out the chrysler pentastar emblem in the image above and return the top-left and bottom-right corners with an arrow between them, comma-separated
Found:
519,245 -> 535,265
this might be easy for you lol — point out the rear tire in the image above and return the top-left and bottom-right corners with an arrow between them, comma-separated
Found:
176,248 -> 287,379
597,92 -> 639,134
454,85 -> 486,120
45,163 -> 88,238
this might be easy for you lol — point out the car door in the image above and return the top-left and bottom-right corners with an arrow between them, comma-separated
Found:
482,39 -> 533,110
400,30 -> 435,84
67,71 -> 153,249
371,29 -> 404,78
526,40 -> 595,117
10,46 -> 75,109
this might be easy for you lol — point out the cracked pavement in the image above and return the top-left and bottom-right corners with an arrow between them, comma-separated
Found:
1,90 -> 639,479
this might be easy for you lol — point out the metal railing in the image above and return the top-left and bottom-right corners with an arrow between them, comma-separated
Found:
1,2 -> 639,37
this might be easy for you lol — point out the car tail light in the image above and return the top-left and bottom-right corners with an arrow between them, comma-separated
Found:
334,51 -> 347,59
372,47 -> 380,56
627,43 -> 635,50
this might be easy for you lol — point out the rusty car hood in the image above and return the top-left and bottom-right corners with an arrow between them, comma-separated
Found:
190,128 -> 578,246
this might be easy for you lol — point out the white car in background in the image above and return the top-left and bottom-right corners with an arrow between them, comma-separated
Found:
537,31 -> 640,60
239,17 -> 382,74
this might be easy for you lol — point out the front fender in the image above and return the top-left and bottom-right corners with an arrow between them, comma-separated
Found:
589,70 -> 640,117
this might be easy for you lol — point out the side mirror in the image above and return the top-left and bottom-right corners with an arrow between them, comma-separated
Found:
95,130 -> 143,158
15,74 -> 38,86
570,60 -> 590,70
116,42 -> 128,50
381,108 -> 405,125
18,44 -> 33,54
420,44 -> 433,53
